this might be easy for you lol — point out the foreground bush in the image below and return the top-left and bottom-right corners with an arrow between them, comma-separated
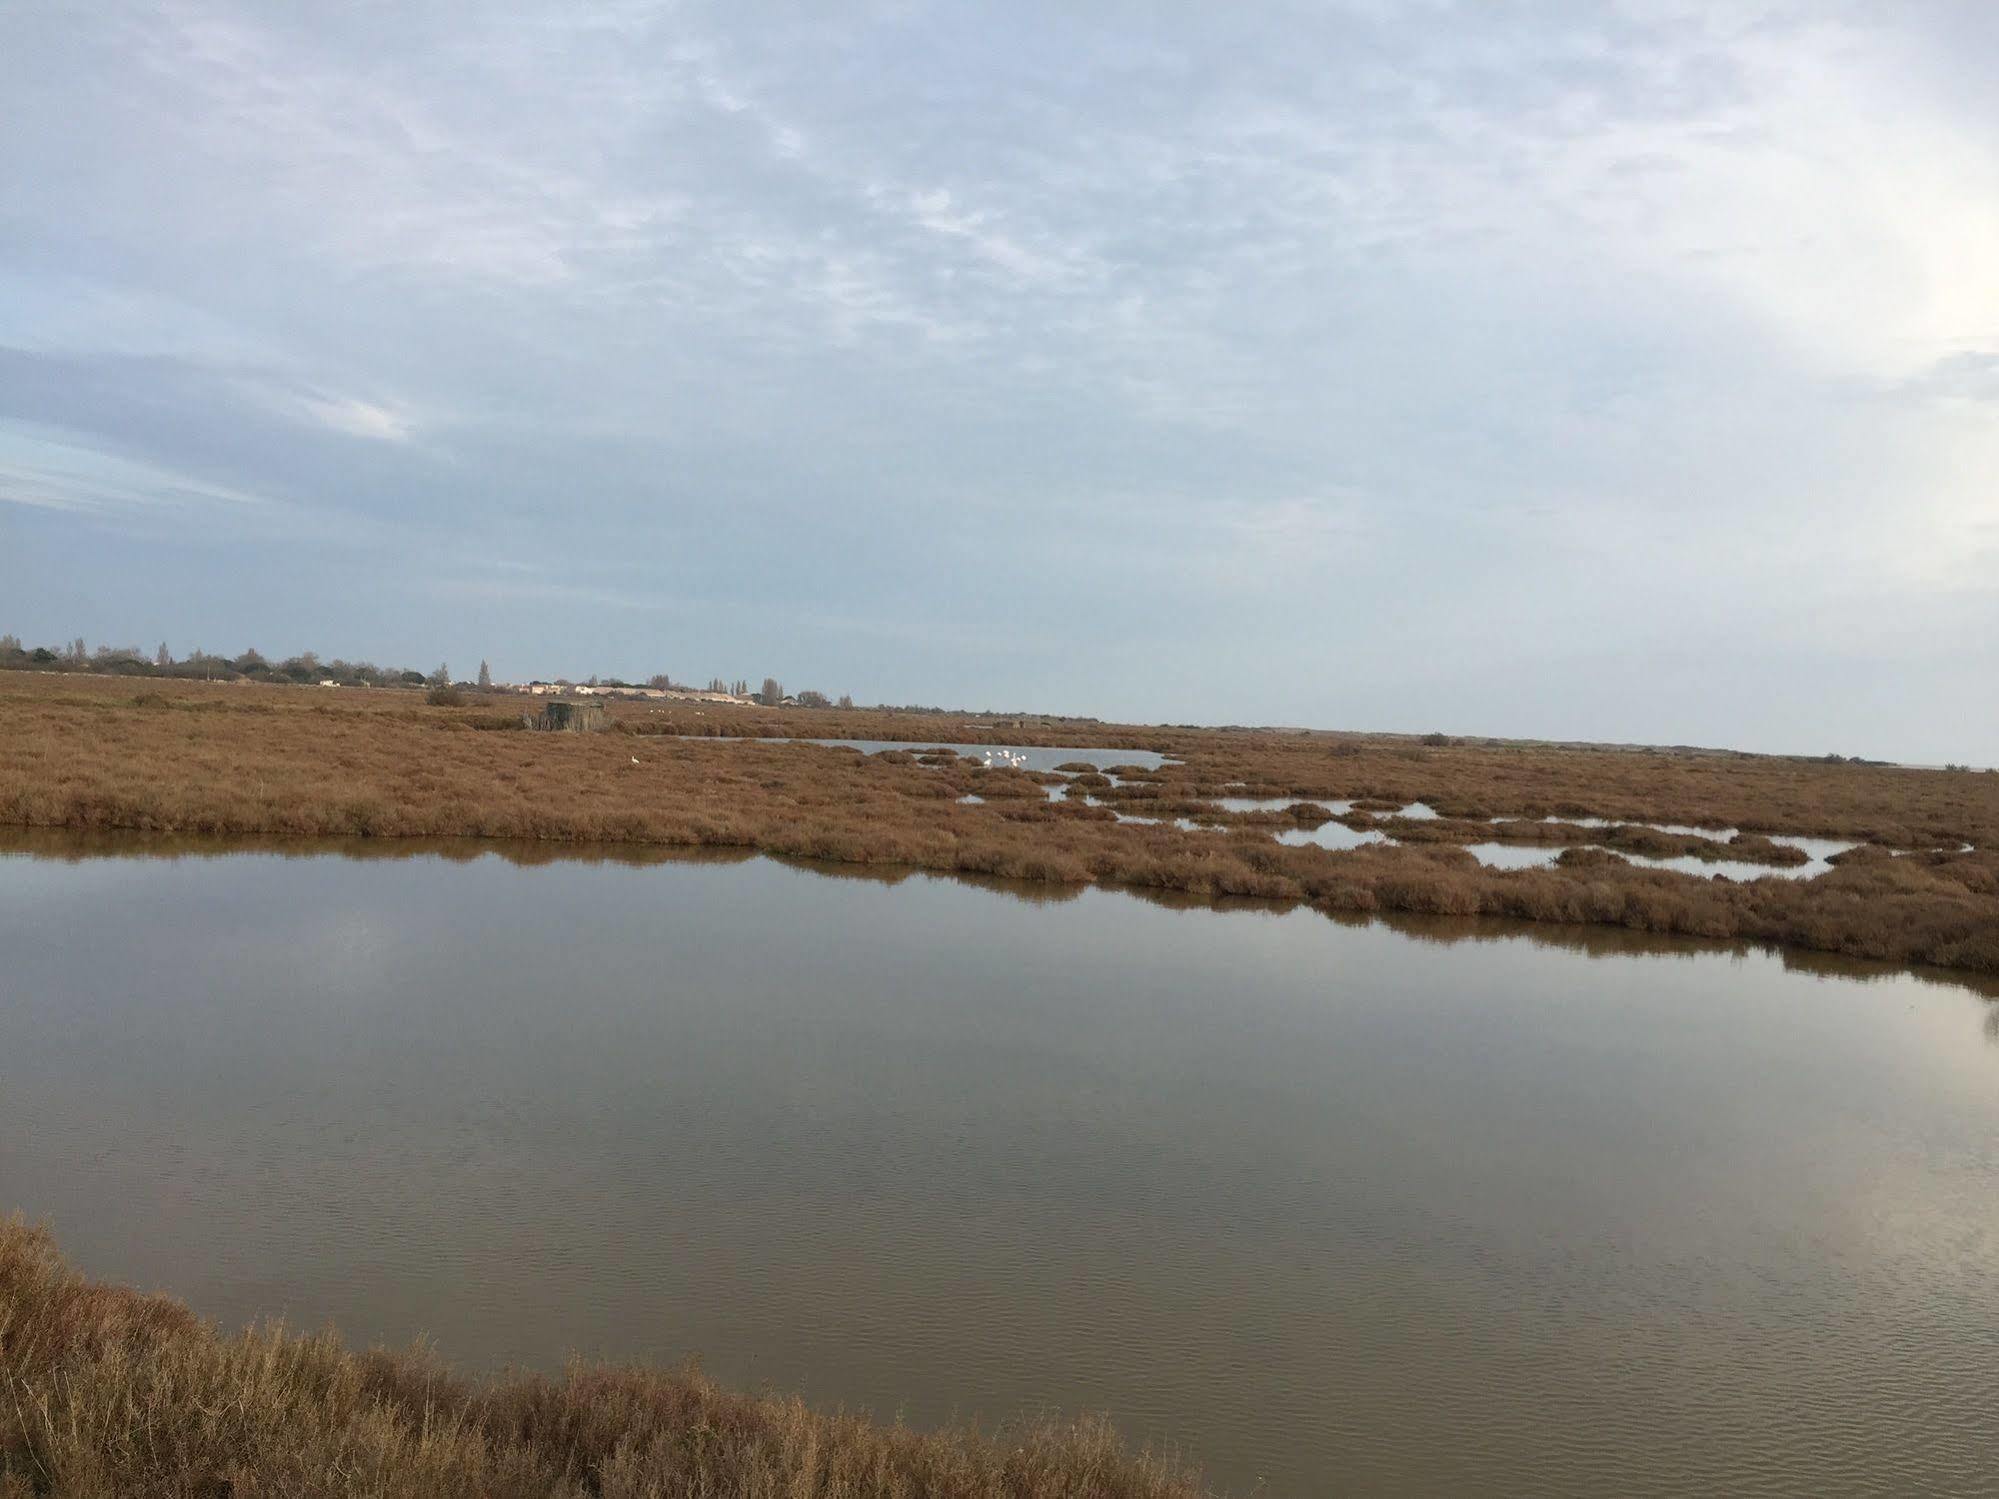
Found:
0,1221 -> 1203,1499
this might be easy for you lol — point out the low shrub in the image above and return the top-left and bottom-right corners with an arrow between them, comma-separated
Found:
0,1219 -> 1202,1499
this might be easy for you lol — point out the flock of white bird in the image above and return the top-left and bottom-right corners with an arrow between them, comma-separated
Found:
625,746 -> 1035,770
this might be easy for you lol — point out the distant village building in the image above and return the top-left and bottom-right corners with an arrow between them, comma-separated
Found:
517,680 -> 751,705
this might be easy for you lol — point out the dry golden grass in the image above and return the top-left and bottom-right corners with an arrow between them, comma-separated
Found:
0,1219 -> 1202,1499
2,670 -> 1996,977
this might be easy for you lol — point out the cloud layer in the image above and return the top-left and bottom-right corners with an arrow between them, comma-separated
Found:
2,0 -> 1994,760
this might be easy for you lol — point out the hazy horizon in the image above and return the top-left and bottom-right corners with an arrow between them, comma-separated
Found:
3,2 -> 1995,764
7,624 -> 1992,768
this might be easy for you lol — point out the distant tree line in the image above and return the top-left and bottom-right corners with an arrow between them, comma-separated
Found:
1,631 -> 878,712
0,633 -> 438,688
745,680 -> 849,709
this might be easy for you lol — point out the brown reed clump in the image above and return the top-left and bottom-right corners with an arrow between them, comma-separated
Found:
0,1218 -> 1203,1499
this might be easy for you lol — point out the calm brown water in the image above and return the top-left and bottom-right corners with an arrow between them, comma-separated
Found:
3,832 -> 1997,1495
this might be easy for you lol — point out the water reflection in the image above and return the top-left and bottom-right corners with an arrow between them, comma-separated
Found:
1275,821 -> 1389,851
1462,841 -> 1565,870
1768,833 -> 1860,866
1215,796 -> 1356,815
3,833 -> 1996,1499
1510,814 -> 1742,840
0,826 -> 764,870
720,738 -> 1172,773
1464,835 -> 1857,880
4,827 -> 1986,999
1620,848 -> 1836,880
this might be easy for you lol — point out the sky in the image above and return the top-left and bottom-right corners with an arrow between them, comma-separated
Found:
1,1 -> 1996,761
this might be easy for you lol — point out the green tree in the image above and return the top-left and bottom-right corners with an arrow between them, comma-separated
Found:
477,660 -> 493,690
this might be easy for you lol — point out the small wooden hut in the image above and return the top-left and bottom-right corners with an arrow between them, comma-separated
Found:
536,700 -> 607,733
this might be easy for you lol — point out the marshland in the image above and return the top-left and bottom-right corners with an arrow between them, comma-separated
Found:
3,671 -> 1994,976
20,0 -> 1999,1488
4,668 -> 1999,1495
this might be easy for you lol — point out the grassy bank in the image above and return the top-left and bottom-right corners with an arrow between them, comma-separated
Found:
0,1220 -> 1202,1499
2,671 -> 1995,977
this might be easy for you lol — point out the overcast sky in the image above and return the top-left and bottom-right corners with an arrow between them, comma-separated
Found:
2,2 -> 1995,760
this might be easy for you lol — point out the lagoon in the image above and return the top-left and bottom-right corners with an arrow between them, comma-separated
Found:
2,832 -> 1995,1495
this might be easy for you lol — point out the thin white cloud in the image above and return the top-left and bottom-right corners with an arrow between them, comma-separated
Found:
0,425 -> 270,514
892,187 -> 1090,286
430,576 -> 684,612
297,395 -> 416,444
